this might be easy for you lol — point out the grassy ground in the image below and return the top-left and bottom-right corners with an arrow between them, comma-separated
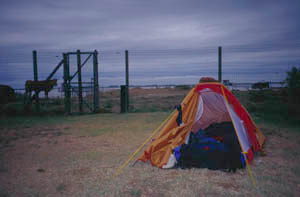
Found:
0,87 -> 300,196
99,87 -> 190,113
0,112 -> 300,196
0,86 -> 190,115
233,89 -> 300,129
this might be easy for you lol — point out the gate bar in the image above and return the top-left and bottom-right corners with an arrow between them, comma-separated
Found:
70,54 -> 92,81
93,50 -> 99,112
63,53 -> 71,114
77,50 -> 83,113
46,59 -> 63,80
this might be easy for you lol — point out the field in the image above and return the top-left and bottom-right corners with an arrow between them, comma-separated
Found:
0,87 -> 300,196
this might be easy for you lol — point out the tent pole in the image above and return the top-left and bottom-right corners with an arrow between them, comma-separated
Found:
221,86 -> 256,187
113,110 -> 175,178
242,152 -> 256,187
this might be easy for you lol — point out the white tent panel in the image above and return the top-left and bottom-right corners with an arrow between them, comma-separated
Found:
194,94 -> 204,123
228,106 -> 251,152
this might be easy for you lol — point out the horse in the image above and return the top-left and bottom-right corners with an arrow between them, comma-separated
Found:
25,79 -> 57,100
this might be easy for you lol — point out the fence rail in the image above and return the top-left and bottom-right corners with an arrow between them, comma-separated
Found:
1,46 -> 298,113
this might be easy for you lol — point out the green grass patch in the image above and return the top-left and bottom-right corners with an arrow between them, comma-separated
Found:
81,151 -> 102,161
88,127 -> 116,137
56,183 -> 67,193
233,89 -> 300,130
0,114 -> 81,129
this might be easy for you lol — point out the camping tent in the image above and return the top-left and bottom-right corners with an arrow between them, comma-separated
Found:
137,82 -> 265,170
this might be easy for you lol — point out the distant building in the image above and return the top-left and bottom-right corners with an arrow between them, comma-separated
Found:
223,80 -> 232,86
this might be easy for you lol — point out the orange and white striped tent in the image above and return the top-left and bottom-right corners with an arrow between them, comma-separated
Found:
137,82 -> 265,168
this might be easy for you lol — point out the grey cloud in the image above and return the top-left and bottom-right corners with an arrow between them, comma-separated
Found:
1,0 -> 299,51
1,0 -> 300,87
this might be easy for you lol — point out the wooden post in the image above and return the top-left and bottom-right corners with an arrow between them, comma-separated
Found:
125,50 -> 129,112
120,85 -> 127,113
63,53 -> 71,114
77,50 -> 83,113
32,50 -> 40,112
125,50 -> 129,88
93,50 -> 99,112
218,46 -> 222,83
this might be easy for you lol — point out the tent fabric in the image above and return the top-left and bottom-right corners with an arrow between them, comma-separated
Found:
191,90 -> 231,132
194,95 -> 204,125
137,82 -> 265,168
138,88 -> 199,168
195,83 -> 265,151
228,106 -> 251,152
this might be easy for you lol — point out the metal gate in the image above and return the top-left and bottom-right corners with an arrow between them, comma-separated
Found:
63,50 -> 99,114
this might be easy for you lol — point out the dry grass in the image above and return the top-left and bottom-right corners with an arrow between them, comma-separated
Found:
0,112 -> 300,196
100,87 -> 190,113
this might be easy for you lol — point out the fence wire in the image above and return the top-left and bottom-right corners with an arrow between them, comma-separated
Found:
1,45 -> 299,113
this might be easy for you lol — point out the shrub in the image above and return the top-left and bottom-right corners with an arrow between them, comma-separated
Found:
175,85 -> 191,90
286,67 -> 300,104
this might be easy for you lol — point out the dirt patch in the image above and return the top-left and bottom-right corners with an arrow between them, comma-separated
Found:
0,125 -> 66,149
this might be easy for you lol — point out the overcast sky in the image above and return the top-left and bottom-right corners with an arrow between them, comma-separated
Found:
1,0 -> 300,51
1,0 -> 300,87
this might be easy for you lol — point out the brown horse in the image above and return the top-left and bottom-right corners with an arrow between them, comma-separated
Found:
25,79 -> 57,99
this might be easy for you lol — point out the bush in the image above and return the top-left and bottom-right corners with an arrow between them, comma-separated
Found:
175,85 -> 191,90
286,67 -> 300,104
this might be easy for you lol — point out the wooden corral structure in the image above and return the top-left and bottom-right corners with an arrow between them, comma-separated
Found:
63,50 -> 99,114
25,50 -> 99,114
